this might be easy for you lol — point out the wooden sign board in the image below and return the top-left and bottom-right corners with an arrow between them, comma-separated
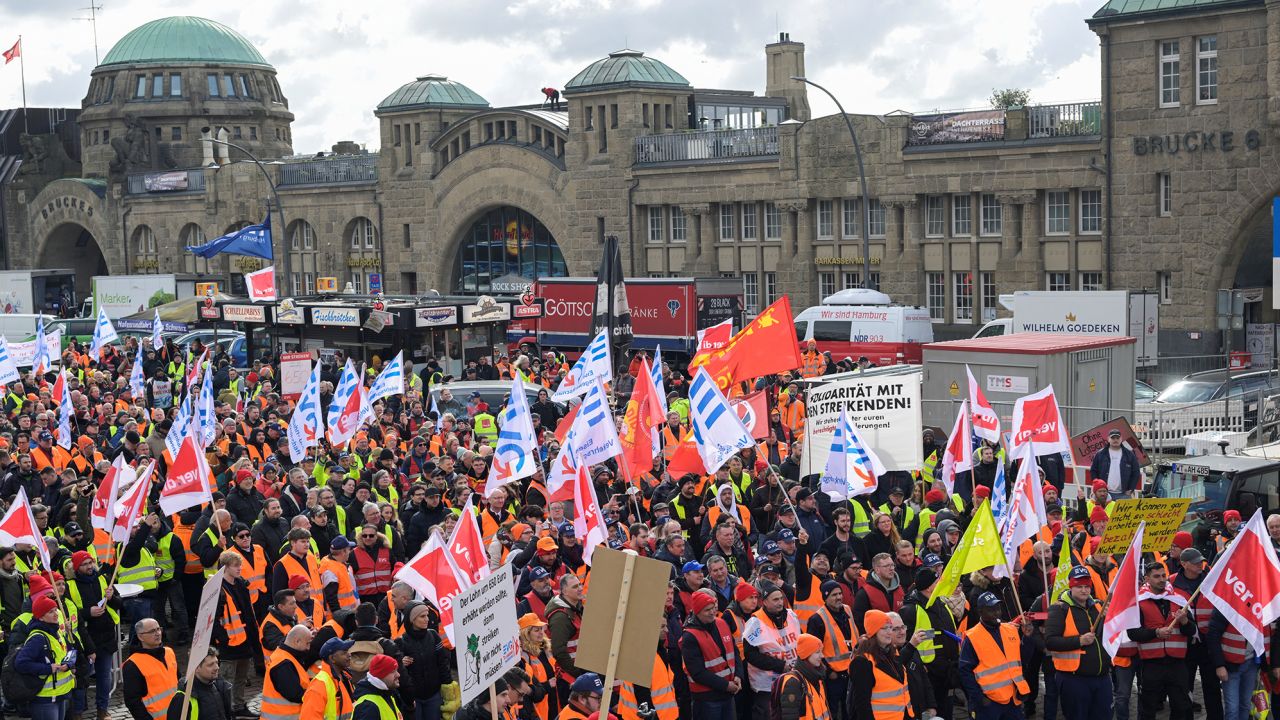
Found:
575,547 -> 672,687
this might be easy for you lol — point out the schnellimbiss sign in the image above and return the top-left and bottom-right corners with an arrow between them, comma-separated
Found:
803,375 -> 923,475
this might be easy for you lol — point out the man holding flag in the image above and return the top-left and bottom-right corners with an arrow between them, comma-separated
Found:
1044,565 -> 1111,720
1128,560 -> 1195,720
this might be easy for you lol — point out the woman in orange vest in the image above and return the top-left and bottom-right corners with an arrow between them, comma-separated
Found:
517,613 -> 555,720
849,609 -> 912,720
773,633 -> 832,720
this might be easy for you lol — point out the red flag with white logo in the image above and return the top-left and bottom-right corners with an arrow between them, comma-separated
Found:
113,460 -> 156,542
395,531 -> 466,644
158,434 -> 214,515
1102,521 -> 1145,658
966,365 -> 1001,443
90,455 -> 133,533
939,400 -> 973,495
1011,385 -> 1072,455
245,265 -> 276,302
688,318 -> 734,370
1200,509 -> 1280,654
447,497 -> 491,584
3,40 -> 19,65
0,488 -> 49,569
572,459 -> 608,566
731,390 -> 771,440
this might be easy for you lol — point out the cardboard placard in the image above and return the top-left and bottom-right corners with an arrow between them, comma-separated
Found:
279,352 -> 313,401
453,564 -> 521,705
803,375 -> 924,474
1097,498 -> 1193,554
575,548 -> 671,687
1071,416 -> 1150,468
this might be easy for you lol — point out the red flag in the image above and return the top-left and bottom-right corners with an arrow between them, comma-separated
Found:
1102,521 -> 1145,657
939,400 -> 972,495
666,433 -> 706,478
447,498 -> 490,584
158,435 -> 213,515
688,318 -> 734,370
3,40 -> 19,65
245,265 -> 277,302
731,391 -> 771,440
697,297 -> 804,390
51,370 -> 65,405
395,532 -> 465,644
0,488 -> 49,568
571,460 -> 608,566
554,403 -> 580,445
90,455 -> 131,533
113,460 -> 156,542
1011,386 -> 1072,455
618,358 -> 665,477
1201,509 -> 1280,654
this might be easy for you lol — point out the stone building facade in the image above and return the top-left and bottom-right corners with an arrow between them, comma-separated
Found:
2,2 -> 1275,352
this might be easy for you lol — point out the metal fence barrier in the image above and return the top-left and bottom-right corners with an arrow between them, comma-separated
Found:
1140,352 -> 1276,391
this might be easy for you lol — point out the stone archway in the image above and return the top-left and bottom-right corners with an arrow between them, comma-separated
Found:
40,222 -> 109,306
449,205 -> 568,295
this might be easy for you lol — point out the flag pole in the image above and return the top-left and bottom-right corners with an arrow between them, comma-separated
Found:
18,36 -> 27,135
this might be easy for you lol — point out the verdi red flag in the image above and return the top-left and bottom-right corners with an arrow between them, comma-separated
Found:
447,497 -> 490,584
966,365 -> 1001,442
571,459 -> 608,566
158,434 -> 214,515
1102,521 -> 1145,658
90,455 -> 133,533
697,297 -> 803,390
0,488 -> 49,568
395,532 -> 466,644
688,318 -> 733,370
938,400 -> 972,495
554,403 -> 580,445
113,460 -> 156,542
666,432 -> 706,478
1011,385 -> 1071,455
1200,509 -> 1280,655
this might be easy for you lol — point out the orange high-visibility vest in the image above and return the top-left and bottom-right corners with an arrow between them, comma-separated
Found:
793,575 -> 823,624
964,623 -> 1030,704
123,648 -> 179,720
319,556 -> 359,614
277,552 -> 323,592
617,655 -> 678,720
92,528 -> 116,568
236,543 -> 269,606
261,646 -> 311,720
219,585 -> 249,648
813,605 -> 854,672
865,653 -> 911,720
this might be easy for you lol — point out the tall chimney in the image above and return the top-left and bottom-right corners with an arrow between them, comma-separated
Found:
765,32 -> 810,122
201,127 -> 215,166
215,127 -> 230,163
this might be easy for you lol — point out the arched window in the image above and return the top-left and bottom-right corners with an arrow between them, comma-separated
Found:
181,224 -> 222,274
289,220 -> 319,296
452,206 -> 566,295
346,217 -> 379,293
133,225 -> 159,274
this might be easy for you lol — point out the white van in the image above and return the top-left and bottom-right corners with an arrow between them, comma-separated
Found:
0,314 -> 46,341
794,289 -> 934,365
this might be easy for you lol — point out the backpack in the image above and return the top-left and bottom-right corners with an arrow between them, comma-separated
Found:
768,670 -> 806,720
1,627 -> 46,704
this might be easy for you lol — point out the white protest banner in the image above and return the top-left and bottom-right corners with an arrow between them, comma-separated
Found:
185,569 -> 225,686
9,331 -> 62,368
279,351 -> 313,401
803,374 -> 923,475
453,563 -> 521,705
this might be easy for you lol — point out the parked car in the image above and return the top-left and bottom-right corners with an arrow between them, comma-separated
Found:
1139,369 -> 1280,451
172,330 -> 248,368
1135,379 -> 1159,403
430,381 -> 565,414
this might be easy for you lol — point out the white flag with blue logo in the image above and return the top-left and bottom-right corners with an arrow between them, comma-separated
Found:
483,376 -> 540,497
0,337 -> 19,386
195,366 -> 217,448
552,330 -> 613,402
566,379 -> 621,467
650,346 -> 667,415
32,315 -> 50,374
56,370 -> 74,450
689,367 -> 754,474
327,359 -> 363,447
819,410 -> 888,500
369,351 -> 405,403
165,391 -> 193,459
89,305 -> 119,359
990,449 -> 1008,525
151,309 -> 164,351
288,360 -> 323,462
129,343 -> 146,399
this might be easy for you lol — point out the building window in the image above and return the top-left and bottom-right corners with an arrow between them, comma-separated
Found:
1046,190 -> 1071,235
1080,189 -> 1102,234
169,73 -> 182,97
980,272 -> 997,322
598,107 -> 607,153
1160,40 -> 1180,107
642,105 -> 650,128
1159,271 -> 1172,304
393,125 -> 401,147
670,207 -> 687,242
744,273 -> 759,315
819,272 -> 835,299
764,272 -> 777,304
648,207 -> 663,243
953,272 -> 974,323
135,75 -> 147,98
291,221 -> 315,250
206,74 -> 219,97
842,199 -> 859,238
1080,272 -> 1104,291
926,272 -> 945,321
765,203 -> 781,240
171,126 -> 182,141
925,196 -> 945,238
868,200 -> 886,238
742,203 -> 757,240
102,76 -> 114,102
249,127 -> 258,141
1159,173 -> 1172,216
223,74 -> 236,97
842,272 -> 861,290
181,224 -> 217,274
610,104 -> 618,129
979,194 -> 1002,236
102,130 -> 109,142
402,224 -> 411,249
585,106 -> 593,130
1197,36 -> 1218,104
238,74 -> 252,98
665,104 -> 673,129
869,272 -> 880,290
952,194 -> 972,236
1047,272 -> 1072,292
232,126 -> 242,139
720,204 -> 734,241
350,217 -> 377,249
136,226 -> 156,253
150,74 -> 163,97
816,200 -> 834,239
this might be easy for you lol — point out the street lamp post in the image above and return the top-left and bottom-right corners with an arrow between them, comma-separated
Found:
207,138 -> 292,289
791,76 -> 874,289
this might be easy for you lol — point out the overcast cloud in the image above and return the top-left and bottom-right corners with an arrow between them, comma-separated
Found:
0,0 -> 1103,153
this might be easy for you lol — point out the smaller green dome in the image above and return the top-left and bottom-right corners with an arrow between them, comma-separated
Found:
99,17 -> 270,68
565,49 -> 690,93
377,74 -> 490,113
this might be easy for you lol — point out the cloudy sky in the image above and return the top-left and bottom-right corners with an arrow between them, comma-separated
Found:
1,0 -> 1104,153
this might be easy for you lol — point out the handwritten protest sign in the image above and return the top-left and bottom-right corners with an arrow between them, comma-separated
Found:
1071,417 -> 1150,468
453,563 -> 520,705
1097,497 -> 1192,554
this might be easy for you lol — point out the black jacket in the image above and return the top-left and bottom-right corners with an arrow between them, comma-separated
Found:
226,486 -> 266,525
395,625 -> 452,702
124,647 -> 175,720
214,578 -> 261,662
251,516 -> 289,565
352,680 -> 403,720
167,678 -> 234,720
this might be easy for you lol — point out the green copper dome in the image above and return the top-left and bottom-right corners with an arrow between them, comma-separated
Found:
99,17 -> 271,68
565,49 -> 690,93
376,74 -> 490,113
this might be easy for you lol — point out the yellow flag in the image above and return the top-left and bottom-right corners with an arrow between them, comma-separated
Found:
928,500 -> 1006,606
1050,527 -> 1073,601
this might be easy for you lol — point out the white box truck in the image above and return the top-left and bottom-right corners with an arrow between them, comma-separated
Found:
974,290 -> 1158,367
88,274 -> 198,319
0,269 -> 77,316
